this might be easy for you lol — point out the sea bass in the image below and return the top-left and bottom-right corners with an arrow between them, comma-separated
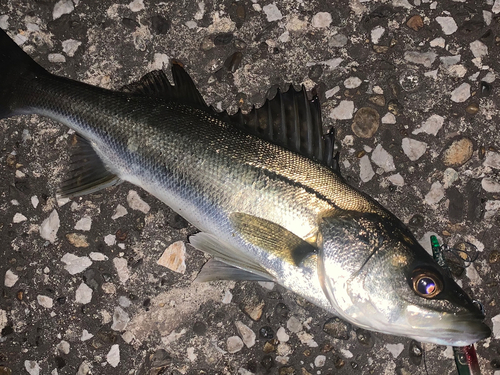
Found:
0,29 -> 490,346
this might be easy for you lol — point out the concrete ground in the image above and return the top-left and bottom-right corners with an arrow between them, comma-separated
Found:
1,0 -> 500,374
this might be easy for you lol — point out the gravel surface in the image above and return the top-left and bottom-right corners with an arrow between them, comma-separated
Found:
1,0 -> 500,374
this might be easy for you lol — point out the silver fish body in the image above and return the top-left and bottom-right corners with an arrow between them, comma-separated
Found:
0,29 -> 490,346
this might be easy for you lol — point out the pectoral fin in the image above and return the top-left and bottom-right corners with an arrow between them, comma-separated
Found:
230,212 -> 317,266
189,232 -> 275,282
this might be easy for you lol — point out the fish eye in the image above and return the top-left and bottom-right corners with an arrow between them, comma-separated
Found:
412,269 -> 443,298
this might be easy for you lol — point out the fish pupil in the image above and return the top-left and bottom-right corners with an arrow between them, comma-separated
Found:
417,278 -> 435,295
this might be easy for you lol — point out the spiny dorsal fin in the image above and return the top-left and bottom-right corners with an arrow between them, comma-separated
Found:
58,134 -> 122,198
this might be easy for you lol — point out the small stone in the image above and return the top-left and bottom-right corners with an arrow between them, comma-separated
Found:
430,37 -> 445,48
75,216 -> 92,231
66,233 -> 89,248
450,83 -> 471,102
113,257 -> 130,284
81,330 -> 94,341
323,317 -> 351,340
75,282 -> 93,304
382,112 -> 396,124
412,114 -> 444,136
104,234 -> 116,246
436,16 -> 458,35
222,289 -> 233,304
127,190 -> 150,214
57,340 -> 70,355
111,306 -> 130,331
314,355 -> 326,367
440,55 -> 461,68
129,0 -> 144,12
344,76 -> 362,89
407,15 -> 423,31
482,178 -> 500,193
402,138 -> 427,161
0,310 -> 7,332
443,168 -> 459,188
53,0 -> 74,20
90,252 -> 108,261
76,361 -> 90,375
368,94 -> 385,107
470,40 -> 488,59
24,361 -> 40,375
371,144 -> 396,173
425,182 -> 445,205
119,296 -> 131,308
102,283 -> 116,294
386,343 -> 405,358
13,213 -> 27,223
106,344 -> 120,367
404,51 -> 437,68
40,210 -> 60,243
329,34 -> 348,47
62,39 -> 81,57
388,173 -> 405,186
277,343 -> 292,356
352,107 -> 380,138
484,152 -> 500,169
330,100 -> 354,120
227,336 -> 244,353
286,316 -> 302,333
31,195 -> 39,208
4,269 -> 19,287
0,15 -> 9,30
466,102 -> 479,115
359,155 -> 375,183
37,295 -> 53,309
112,204 -> 128,219
276,327 -> 290,342
157,241 -> 186,274
297,331 -> 318,347
262,3 -> 282,22
311,12 -> 332,28
442,138 -> 473,167
371,26 -> 385,44
48,53 -> 66,63
235,321 -> 256,348
489,251 -> 500,264
61,253 -> 92,275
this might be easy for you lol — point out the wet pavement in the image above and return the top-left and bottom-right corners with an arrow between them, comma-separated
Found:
1,0 -> 500,374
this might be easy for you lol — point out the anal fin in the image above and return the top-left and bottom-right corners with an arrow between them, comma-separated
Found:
58,134 -> 122,198
195,259 -> 273,282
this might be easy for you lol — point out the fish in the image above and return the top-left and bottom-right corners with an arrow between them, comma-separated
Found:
0,28 -> 490,346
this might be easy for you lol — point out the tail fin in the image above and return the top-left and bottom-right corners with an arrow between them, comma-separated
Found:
0,28 -> 48,119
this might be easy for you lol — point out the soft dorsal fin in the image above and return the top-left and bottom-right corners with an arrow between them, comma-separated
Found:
122,63 -> 340,173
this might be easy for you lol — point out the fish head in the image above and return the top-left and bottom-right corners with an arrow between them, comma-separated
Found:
317,211 -> 491,346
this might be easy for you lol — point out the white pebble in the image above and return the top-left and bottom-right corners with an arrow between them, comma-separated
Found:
425,182 -> 445,205
277,343 -> 292,356
329,100 -> 354,120
111,204 -> 128,219
430,37 -> 445,48
0,15 -> 9,30
111,306 -> 130,331
74,216 -> 92,231
381,112 -> 396,124
314,355 -> 326,367
371,144 -> 396,173
482,178 -> 500,193
297,331 -> 318,347
40,210 -> 60,243
61,253 -> 92,275
113,257 -> 130,283
483,72 -> 496,83
492,313 -> 500,338
24,360 -> 41,375
286,316 -> 302,333
62,39 -> 81,57
81,329 -> 94,341
13,213 -> 27,223
371,26 -> 385,44
118,296 -> 131,308
340,348 -> 353,358
402,137 -> 427,161
262,3 -> 282,22
4,269 -> 19,287
404,51 -> 437,68
493,0 -> 500,14
222,289 -> 233,304
227,336 -> 244,353
276,327 -> 289,342
128,0 -> 144,12
89,252 -> 108,261
0,309 -> 7,332
53,0 -> 74,20
359,155 -> 375,183
104,234 -> 116,246
37,295 -> 53,309
450,82 -> 471,102
31,195 -> 39,208
388,173 -> 405,187
412,114 -> 444,136
443,168 -> 459,188
470,40 -> 488,59
344,76 -> 362,89
311,12 -> 332,28
48,53 -> 66,63
57,340 -> 70,355
436,16 -> 458,35
484,151 -> 500,169
386,343 -> 405,357
157,241 -> 186,274
235,321 -> 256,348
75,282 -> 93,304
325,86 -> 340,99
127,190 -> 150,214
106,344 -> 120,367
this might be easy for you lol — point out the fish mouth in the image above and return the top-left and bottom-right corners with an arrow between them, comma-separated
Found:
407,312 -> 491,346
